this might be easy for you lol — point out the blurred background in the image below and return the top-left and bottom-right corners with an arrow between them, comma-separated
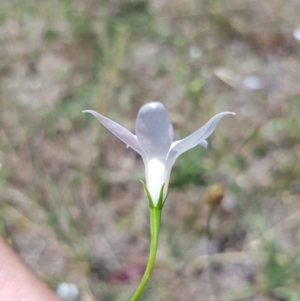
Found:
1,0 -> 300,300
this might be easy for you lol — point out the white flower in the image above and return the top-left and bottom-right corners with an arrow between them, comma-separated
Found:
84,102 -> 234,207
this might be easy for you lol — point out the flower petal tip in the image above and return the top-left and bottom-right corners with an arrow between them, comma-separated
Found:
199,140 -> 208,149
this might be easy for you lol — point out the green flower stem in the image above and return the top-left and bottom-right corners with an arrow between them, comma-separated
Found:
130,206 -> 161,301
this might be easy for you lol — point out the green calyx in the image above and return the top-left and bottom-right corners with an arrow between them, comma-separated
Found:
140,181 -> 166,209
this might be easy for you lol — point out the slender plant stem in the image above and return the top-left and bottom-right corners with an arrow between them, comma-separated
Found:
206,206 -> 221,300
130,207 -> 161,301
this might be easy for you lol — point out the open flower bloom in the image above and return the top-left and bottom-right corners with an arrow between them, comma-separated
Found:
84,103 -> 235,207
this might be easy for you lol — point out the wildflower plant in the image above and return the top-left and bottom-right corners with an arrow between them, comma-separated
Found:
84,102 -> 234,300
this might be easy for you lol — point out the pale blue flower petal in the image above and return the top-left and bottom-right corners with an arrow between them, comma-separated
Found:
199,140 -> 208,149
135,102 -> 173,161
83,110 -> 146,160
167,112 -> 235,166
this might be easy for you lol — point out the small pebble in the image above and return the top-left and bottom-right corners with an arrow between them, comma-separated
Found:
56,282 -> 79,301
243,75 -> 264,90
293,27 -> 300,41
189,45 -> 202,59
